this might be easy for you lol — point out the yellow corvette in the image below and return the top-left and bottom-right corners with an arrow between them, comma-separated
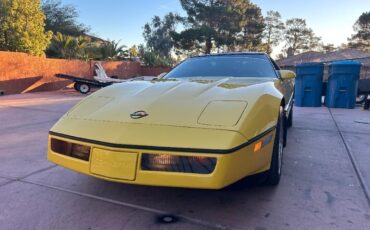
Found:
48,53 -> 295,189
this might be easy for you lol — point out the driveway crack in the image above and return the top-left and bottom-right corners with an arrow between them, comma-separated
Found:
328,108 -> 370,207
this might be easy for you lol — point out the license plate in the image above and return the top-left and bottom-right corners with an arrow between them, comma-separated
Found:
90,148 -> 138,180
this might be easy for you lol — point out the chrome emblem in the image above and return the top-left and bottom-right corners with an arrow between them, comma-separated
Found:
130,110 -> 148,119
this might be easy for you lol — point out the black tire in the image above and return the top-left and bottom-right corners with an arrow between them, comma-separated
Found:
78,83 -> 90,94
356,94 -> 367,104
282,108 -> 288,147
287,106 -> 293,128
265,106 -> 285,186
364,98 -> 370,110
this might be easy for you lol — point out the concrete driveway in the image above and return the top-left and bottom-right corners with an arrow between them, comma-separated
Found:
0,91 -> 370,230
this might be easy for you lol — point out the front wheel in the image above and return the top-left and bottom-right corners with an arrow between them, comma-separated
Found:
287,106 -> 293,128
265,106 -> 284,186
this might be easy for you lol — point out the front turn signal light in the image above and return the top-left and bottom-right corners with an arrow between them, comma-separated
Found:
254,134 -> 273,153
254,141 -> 262,152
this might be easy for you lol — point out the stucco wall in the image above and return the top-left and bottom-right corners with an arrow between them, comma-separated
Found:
0,51 -> 171,95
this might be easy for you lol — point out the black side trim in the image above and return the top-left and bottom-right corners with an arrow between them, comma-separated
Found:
49,127 -> 275,154
285,92 -> 294,113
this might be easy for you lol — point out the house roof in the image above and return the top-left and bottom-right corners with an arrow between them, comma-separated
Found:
84,34 -> 106,43
277,49 -> 370,66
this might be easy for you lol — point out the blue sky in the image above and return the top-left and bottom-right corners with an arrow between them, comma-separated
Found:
61,0 -> 367,54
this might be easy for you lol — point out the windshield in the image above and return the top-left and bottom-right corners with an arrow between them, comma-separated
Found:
165,54 -> 277,78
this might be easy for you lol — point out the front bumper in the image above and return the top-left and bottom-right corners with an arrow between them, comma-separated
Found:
47,130 -> 275,189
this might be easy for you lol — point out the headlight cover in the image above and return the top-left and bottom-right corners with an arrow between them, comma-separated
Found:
51,138 -> 91,161
141,153 -> 217,174
198,100 -> 247,126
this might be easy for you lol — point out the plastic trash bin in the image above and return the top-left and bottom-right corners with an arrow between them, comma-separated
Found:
294,63 -> 324,107
325,61 -> 362,109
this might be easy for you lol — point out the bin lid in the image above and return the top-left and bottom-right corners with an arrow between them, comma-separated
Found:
329,60 -> 362,66
296,62 -> 324,67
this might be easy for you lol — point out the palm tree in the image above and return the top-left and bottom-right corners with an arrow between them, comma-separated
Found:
48,32 -> 77,59
75,36 -> 91,60
99,40 -> 127,60
47,33 -> 95,59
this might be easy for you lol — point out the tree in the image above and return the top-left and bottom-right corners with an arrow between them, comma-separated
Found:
74,36 -> 91,59
47,32 -> 92,59
0,0 -> 52,56
238,2 -> 265,51
177,0 -> 225,54
138,44 -> 173,67
172,26 -> 217,55
174,0 -> 265,54
140,50 -> 173,67
348,12 -> 370,51
47,32 -> 76,58
42,0 -> 89,37
322,43 -> 337,53
143,13 -> 181,57
306,31 -> 322,51
98,40 -> 127,60
263,10 -> 284,55
128,45 -> 139,58
283,18 -> 321,56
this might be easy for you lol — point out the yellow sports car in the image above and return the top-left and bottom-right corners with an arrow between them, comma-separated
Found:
48,53 -> 295,189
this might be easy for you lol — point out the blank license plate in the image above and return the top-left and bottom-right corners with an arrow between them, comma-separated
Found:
90,148 -> 138,181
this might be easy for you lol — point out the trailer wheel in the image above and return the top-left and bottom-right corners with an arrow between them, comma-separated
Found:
78,84 -> 90,94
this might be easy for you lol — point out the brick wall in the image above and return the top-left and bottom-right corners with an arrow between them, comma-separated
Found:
141,66 -> 171,76
0,51 -> 171,95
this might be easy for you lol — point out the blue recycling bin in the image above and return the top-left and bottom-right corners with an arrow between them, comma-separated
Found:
295,63 -> 324,107
325,61 -> 362,109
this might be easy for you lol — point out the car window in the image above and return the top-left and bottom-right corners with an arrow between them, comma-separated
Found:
165,55 -> 277,78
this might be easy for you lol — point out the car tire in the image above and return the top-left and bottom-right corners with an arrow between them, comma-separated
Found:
356,94 -> 367,104
78,83 -> 90,94
265,106 -> 284,186
287,106 -> 293,128
364,98 -> 370,110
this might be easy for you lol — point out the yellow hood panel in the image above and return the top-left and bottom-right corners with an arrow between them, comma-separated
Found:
67,78 -> 272,128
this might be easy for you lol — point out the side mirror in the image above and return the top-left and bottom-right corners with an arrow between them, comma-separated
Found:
157,72 -> 167,79
278,70 -> 296,80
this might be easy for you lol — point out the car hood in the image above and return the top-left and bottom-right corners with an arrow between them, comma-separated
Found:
64,77 -> 274,130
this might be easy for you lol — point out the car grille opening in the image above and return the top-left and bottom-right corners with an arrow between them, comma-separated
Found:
51,138 -> 91,161
141,153 -> 217,174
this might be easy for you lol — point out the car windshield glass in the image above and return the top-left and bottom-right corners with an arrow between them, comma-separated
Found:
165,55 -> 277,78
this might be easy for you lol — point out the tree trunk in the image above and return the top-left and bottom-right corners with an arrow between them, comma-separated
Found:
205,37 -> 212,54
266,31 -> 272,55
